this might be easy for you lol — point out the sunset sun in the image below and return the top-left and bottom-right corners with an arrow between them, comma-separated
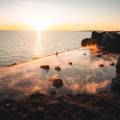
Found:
25,19 -> 48,31
25,19 -> 55,31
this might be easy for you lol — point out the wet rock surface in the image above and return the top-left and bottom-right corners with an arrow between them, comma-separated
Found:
0,92 -> 120,120
81,31 -> 120,53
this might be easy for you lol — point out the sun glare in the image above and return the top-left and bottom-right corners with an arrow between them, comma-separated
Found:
26,19 -> 47,31
25,18 -> 56,31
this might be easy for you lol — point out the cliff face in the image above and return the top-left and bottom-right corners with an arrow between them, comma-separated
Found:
81,31 -> 120,52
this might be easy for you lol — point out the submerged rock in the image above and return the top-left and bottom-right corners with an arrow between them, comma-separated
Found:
56,52 -> 58,56
95,54 -> 102,58
110,62 -> 115,66
40,65 -> 50,70
55,66 -> 61,71
68,62 -> 72,65
98,64 -> 104,67
83,53 -> 87,55
53,79 -> 63,88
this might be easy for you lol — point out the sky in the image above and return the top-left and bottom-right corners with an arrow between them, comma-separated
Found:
0,0 -> 120,30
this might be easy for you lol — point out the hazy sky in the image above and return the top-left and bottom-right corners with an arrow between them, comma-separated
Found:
0,0 -> 120,30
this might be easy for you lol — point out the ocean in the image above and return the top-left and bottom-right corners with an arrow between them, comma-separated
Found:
0,31 -> 91,66
0,31 -> 117,98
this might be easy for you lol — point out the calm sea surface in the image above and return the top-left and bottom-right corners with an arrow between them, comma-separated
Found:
0,31 -> 91,66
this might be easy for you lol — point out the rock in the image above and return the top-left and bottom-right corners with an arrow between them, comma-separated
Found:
29,93 -> 46,99
81,31 -> 120,53
68,62 -> 72,65
55,66 -> 61,71
92,31 -> 103,41
95,54 -> 102,57
98,64 -> 104,67
56,52 -> 58,56
115,57 -> 120,77
111,77 -> 120,93
53,79 -> 63,88
83,53 -> 87,55
40,65 -> 50,70
81,38 -> 96,47
101,32 -> 120,52
110,62 -> 115,66
111,56 -> 120,93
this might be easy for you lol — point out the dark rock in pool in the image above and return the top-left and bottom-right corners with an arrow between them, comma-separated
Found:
68,62 -> 72,65
53,79 -> 63,88
98,64 -> 104,67
55,66 -> 61,71
81,31 -> 120,53
40,65 -> 50,70
95,54 -> 102,57
110,62 -> 115,66
56,52 -> 58,56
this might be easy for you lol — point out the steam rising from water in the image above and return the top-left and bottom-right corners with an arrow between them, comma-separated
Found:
0,47 -> 118,99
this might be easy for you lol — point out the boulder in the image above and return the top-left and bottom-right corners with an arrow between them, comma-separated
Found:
53,79 -> 63,88
55,66 -> 61,71
40,65 -> 50,70
68,62 -> 72,65
98,64 -> 104,67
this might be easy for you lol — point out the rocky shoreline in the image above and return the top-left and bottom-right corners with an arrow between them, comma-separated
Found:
0,91 -> 120,120
0,65 -> 119,120
0,31 -> 120,120
81,31 -> 120,53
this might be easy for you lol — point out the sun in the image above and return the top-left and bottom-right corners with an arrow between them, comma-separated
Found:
26,19 -> 48,31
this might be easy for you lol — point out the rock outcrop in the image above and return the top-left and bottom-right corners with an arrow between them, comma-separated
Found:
111,56 -> 120,93
81,31 -> 120,52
